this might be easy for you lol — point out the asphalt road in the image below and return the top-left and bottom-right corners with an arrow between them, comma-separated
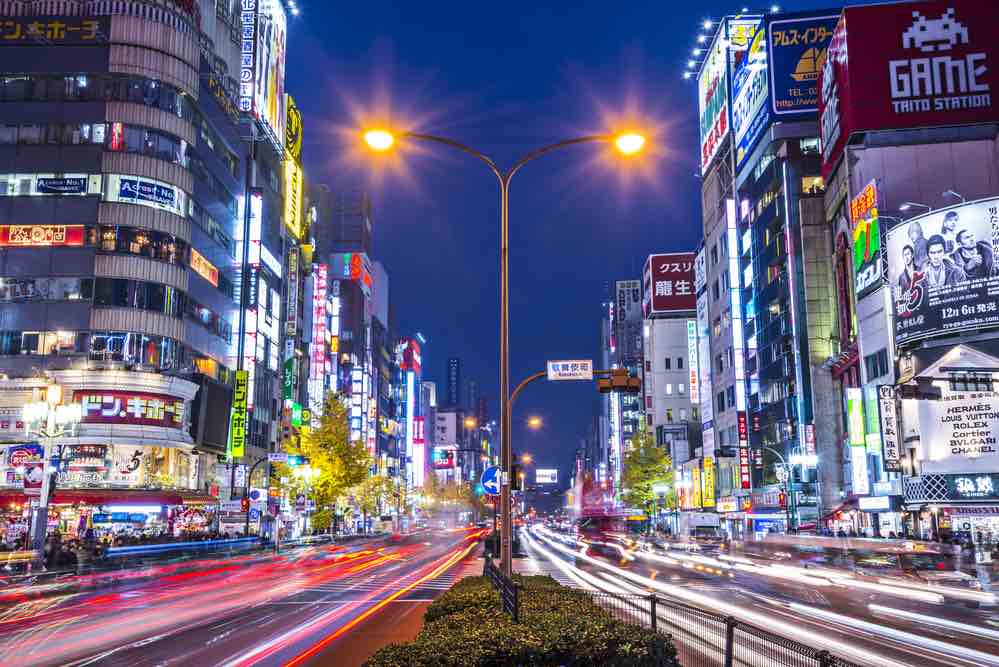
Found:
0,529 -> 483,667
524,525 -> 999,667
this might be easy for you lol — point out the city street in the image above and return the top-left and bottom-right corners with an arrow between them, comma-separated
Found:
0,530 -> 483,667
524,526 -> 999,667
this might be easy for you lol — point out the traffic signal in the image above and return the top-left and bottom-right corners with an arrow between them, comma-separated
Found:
598,368 -> 642,393
240,497 -> 250,512
511,463 -> 522,491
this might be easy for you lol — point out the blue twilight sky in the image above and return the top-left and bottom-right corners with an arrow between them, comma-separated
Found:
286,0 -> 846,486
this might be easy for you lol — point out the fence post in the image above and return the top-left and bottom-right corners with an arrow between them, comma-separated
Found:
512,584 -> 519,624
649,594 -> 658,632
815,650 -> 834,667
723,616 -> 736,667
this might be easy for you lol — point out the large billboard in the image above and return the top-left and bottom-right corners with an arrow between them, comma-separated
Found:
731,21 -> 769,173
886,198 -> 999,346
536,469 -> 558,485
768,14 -> 838,117
241,0 -> 287,144
642,253 -> 696,316
698,18 -> 759,174
850,180 -> 882,298
819,1 -> 999,179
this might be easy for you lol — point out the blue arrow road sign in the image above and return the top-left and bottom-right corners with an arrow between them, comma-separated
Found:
480,466 -> 501,496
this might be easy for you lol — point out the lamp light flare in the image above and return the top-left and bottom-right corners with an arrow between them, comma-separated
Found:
702,19 -> 712,29
614,133 -> 646,156
687,59 -> 696,68
363,129 -> 395,152
697,34 -> 707,43
692,48 -> 701,56
683,72 -> 692,80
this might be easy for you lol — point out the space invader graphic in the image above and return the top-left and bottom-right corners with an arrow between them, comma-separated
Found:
902,7 -> 968,53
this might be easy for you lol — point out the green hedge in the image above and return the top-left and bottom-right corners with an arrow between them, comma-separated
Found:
365,575 -> 679,667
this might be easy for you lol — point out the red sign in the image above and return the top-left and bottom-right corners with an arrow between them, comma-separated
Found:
0,225 -> 85,247
643,252 -> 696,316
401,339 -> 422,374
737,411 -> 749,441
311,264 -> 328,376
738,445 -> 752,489
74,390 -> 185,428
413,416 -> 426,445
819,1 -> 999,179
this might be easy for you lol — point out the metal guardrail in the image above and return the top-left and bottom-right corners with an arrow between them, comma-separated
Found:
516,587 -> 865,667
483,553 -> 519,623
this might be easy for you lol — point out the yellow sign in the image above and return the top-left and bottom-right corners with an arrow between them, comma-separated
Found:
229,370 -> 249,459
283,159 -> 304,240
691,467 -> 702,508
702,456 -> 716,508
285,94 -> 303,162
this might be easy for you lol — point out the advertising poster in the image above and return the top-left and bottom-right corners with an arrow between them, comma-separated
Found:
850,180 -> 883,298
768,14 -> 838,116
918,393 -> 999,474
885,198 -> 999,346
731,21 -> 769,173
643,253 -> 696,316
254,1 -> 287,143
820,1 -> 999,179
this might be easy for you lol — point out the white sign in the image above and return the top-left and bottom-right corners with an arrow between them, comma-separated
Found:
877,386 -> 902,472
221,501 -> 244,513
859,495 -> 891,511
547,359 -> 593,381
535,469 -> 558,484
268,452 -> 288,463
918,393 -> 999,474
851,445 -> 870,496
686,320 -> 699,403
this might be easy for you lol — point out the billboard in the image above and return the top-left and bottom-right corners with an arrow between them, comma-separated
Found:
731,21 -> 769,172
536,469 -> 558,485
285,94 -> 303,162
698,18 -> 759,174
0,224 -> 84,247
190,248 -> 219,287
643,252 -> 696,316
918,393 -> 999,474
768,14 -> 838,117
850,180 -> 882,298
819,1 -> 999,179
283,159 -> 304,240
432,446 -> 456,470
886,198 -> 999,346
240,0 -> 287,144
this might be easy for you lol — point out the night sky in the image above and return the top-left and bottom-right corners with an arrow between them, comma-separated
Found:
287,0 -> 843,486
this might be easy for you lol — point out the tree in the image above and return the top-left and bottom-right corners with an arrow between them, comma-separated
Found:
620,422 -> 674,524
274,392 -> 370,530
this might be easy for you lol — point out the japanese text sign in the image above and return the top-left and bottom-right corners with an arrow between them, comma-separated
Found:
877,385 -> 902,472
0,16 -> 108,44
644,252 -> 696,316
74,391 -> 185,428
546,360 -> 594,381
229,370 -> 249,458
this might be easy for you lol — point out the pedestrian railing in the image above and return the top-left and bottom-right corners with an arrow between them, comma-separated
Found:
514,587 -> 865,667
482,553 -> 519,623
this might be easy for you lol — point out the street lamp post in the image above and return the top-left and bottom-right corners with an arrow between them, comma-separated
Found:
23,385 -> 82,557
364,129 -> 646,576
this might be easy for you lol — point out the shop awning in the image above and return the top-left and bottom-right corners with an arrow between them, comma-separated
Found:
0,488 -> 187,506
821,496 -> 858,522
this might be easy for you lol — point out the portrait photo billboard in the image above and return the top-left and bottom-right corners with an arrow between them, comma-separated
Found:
886,198 -> 999,346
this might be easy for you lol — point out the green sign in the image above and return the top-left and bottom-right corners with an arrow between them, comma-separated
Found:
291,402 -> 302,427
846,387 -> 865,447
283,358 -> 294,400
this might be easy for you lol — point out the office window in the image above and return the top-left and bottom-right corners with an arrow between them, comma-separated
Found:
712,280 -> 720,301
727,347 -> 735,367
720,233 -> 728,257
726,386 -> 736,407
717,391 -> 726,413
711,244 -> 719,266
716,354 -> 724,373
864,348 -> 890,381
665,383 -> 673,395
664,357 -> 671,370
678,383 -> 686,395
666,408 -> 674,424
677,357 -> 684,370
722,270 -> 731,291
679,408 -> 687,421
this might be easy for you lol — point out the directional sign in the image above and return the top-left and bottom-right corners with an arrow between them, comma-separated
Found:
481,466 -> 501,496
546,359 -> 593,381
268,452 -> 288,463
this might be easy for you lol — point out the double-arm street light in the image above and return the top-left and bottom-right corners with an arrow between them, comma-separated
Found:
364,127 -> 646,576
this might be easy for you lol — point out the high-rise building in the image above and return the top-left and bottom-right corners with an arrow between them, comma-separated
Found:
817,0 -> 999,538
0,0 -> 293,540
608,280 -> 644,497
732,11 -> 842,531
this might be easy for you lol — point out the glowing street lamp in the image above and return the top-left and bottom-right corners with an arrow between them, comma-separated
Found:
526,415 -> 543,430
363,128 -> 395,152
521,453 -> 534,465
464,416 -> 478,429
361,123 -> 652,577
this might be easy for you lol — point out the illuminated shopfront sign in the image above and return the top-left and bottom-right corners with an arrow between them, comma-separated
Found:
0,224 -> 84,247
74,390 -> 185,428
229,370 -> 248,459
190,248 -> 219,287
